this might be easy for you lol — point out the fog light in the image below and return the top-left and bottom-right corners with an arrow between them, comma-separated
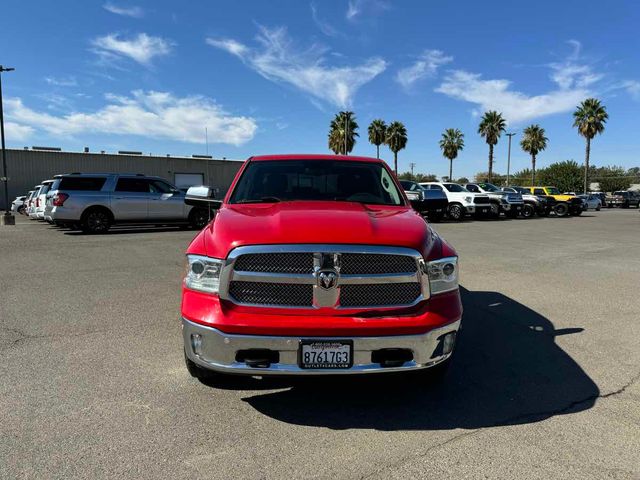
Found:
191,334 -> 203,355
442,332 -> 456,355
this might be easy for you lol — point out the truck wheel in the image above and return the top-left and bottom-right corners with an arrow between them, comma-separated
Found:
17,206 -> 25,214
447,204 -> 464,221
184,350 -> 232,386
489,202 -> 501,219
81,208 -> 112,234
521,204 -> 535,218
189,208 -> 210,230
596,205 -> 601,211
554,203 -> 569,217
573,209 -> 583,216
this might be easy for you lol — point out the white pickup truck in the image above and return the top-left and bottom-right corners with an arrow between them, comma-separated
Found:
420,182 -> 492,221
464,182 -> 525,218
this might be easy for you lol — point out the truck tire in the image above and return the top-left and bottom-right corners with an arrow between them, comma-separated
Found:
447,203 -> 464,221
521,203 -> 535,218
189,208 -> 210,230
489,202 -> 501,219
184,350 -> 232,386
80,207 -> 112,234
554,203 -> 569,217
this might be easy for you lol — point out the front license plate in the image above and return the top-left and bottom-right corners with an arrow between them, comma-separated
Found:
299,340 -> 353,369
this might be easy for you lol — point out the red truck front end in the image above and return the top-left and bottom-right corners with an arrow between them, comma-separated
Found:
181,155 -> 462,378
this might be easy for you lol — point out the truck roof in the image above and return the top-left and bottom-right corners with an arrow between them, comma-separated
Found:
249,154 -> 383,163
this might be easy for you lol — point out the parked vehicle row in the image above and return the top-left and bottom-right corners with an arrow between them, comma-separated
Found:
13,173 -> 211,233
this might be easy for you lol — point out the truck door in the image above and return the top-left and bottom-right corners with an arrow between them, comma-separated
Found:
111,177 -> 152,221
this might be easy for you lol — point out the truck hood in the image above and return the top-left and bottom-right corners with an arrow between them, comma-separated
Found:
197,201 -> 432,259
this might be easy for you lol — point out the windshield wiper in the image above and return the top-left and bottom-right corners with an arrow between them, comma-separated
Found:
236,196 -> 282,204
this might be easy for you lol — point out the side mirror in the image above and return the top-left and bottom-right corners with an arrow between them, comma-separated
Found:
185,186 -> 223,211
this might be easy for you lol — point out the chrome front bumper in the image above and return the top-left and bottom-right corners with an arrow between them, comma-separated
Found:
182,318 -> 461,376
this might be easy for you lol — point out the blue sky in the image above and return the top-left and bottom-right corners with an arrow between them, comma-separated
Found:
1,0 -> 639,178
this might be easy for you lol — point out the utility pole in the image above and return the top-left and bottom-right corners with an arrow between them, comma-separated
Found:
344,114 -> 348,155
409,162 -> 416,180
0,65 -> 15,225
505,132 -> 516,186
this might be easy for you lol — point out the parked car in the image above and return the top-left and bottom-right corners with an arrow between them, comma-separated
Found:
28,185 -> 43,219
500,186 -> 553,217
20,191 -> 34,215
399,180 -> 448,222
590,192 -> 608,208
420,182 -> 492,221
578,194 -> 602,211
33,179 -> 55,220
182,154 -> 461,383
45,173 -> 210,233
521,186 -> 583,217
464,182 -> 524,218
10,196 -> 27,214
606,191 -> 640,208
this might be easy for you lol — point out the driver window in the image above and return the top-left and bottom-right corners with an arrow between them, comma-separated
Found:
467,185 -> 478,192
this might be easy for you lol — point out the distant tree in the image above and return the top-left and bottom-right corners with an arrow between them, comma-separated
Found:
592,166 -> 631,192
415,173 -> 438,182
367,119 -> 387,159
438,128 -> 465,181
478,111 -> 506,181
538,160 -> 583,193
520,124 -> 548,185
455,176 -> 469,184
328,111 -> 359,154
385,121 -> 408,174
398,171 -> 414,181
474,171 -> 506,185
573,98 -> 608,193
510,168 -> 534,186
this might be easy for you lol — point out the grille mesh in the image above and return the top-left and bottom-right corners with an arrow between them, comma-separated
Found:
340,254 -> 417,274
473,196 -> 491,205
234,253 -> 314,274
229,281 -> 313,306
340,283 -> 421,307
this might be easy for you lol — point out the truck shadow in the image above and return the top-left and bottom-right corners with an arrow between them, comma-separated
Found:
237,287 -> 599,430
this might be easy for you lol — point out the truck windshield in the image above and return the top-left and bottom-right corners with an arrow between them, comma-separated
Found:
229,160 -> 403,206
443,183 -> 469,193
478,183 -> 500,192
546,187 -> 561,195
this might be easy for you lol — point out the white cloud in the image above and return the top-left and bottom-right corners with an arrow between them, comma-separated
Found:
5,122 -> 34,141
436,70 -> 590,123
435,41 -> 605,123
5,91 -> 257,146
396,50 -> 453,89
622,80 -> 640,100
103,3 -> 144,18
91,33 -> 173,66
346,0 -> 389,20
311,3 -> 342,38
44,76 -> 77,87
206,26 -> 387,108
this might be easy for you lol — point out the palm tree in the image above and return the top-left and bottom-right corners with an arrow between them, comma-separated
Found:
385,121 -> 408,174
478,111 -> 506,182
573,98 -> 608,193
368,119 -> 387,159
328,111 -> 359,155
439,128 -> 465,181
520,124 -> 548,185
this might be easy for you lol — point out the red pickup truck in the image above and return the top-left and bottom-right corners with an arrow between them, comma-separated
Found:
181,154 -> 462,382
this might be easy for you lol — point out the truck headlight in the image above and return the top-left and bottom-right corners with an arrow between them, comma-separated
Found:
185,255 -> 222,294
464,196 -> 472,203
427,257 -> 458,294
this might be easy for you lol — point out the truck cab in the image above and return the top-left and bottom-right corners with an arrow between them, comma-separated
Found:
181,155 -> 462,382
420,181 -> 491,221
522,186 -> 583,217
464,182 -> 524,218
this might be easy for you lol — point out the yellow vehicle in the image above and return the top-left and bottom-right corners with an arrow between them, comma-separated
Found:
522,186 -> 584,217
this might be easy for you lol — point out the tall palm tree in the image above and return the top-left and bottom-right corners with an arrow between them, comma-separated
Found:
520,124 -> 548,185
368,119 -> 387,159
385,121 -> 408,174
573,98 -> 608,193
328,111 -> 359,155
439,128 -> 465,181
478,111 -> 506,182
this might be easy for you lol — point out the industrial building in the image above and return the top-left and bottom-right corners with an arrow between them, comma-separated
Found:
1,147 -> 244,210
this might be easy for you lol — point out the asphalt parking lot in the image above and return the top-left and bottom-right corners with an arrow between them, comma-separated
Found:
1,210 -> 639,479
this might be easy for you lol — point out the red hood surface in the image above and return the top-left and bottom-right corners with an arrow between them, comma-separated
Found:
191,201 -> 433,259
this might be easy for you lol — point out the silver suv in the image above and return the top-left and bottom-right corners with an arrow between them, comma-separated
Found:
45,173 -> 210,233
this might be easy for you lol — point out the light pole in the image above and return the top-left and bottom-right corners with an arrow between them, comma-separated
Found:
505,132 -> 516,186
409,162 -> 416,180
0,65 -> 15,225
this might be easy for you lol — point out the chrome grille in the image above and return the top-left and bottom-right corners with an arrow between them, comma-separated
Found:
340,254 -> 417,274
234,253 -> 314,274
221,245 -> 428,309
229,281 -> 313,306
340,283 -> 422,307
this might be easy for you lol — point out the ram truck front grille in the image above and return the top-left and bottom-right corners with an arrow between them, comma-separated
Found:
220,245 -> 428,309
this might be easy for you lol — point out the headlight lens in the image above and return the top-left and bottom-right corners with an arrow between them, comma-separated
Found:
185,255 -> 222,294
427,257 -> 458,294
464,196 -> 472,203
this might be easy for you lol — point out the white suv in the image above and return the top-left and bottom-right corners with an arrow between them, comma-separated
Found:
420,182 -> 491,221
